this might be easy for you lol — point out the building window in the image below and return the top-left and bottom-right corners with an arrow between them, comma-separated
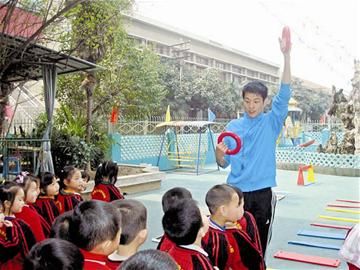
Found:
216,61 -> 225,70
232,75 -> 241,84
232,66 -> 242,74
260,73 -> 268,80
247,69 -> 255,77
196,55 -> 209,65
156,44 -> 169,55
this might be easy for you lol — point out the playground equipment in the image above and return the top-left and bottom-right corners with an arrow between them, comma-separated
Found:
217,131 -> 242,155
297,164 -> 315,186
274,250 -> 341,268
156,121 -> 217,175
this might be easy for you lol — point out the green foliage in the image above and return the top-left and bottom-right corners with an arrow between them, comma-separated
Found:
159,60 -> 241,118
63,0 -> 133,63
35,105 -> 110,172
97,38 -> 167,118
291,79 -> 332,120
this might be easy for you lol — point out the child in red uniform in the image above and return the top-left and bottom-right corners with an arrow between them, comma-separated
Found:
225,187 -> 265,270
0,205 -> 22,266
0,182 -> 36,270
13,173 -> 50,240
163,198 -> 215,270
52,200 -> 121,270
23,238 -> 84,270
34,172 -> 60,226
56,166 -> 84,214
202,184 -> 242,270
157,187 -> 193,252
121,249 -> 178,270
107,199 -> 148,269
91,161 -> 124,202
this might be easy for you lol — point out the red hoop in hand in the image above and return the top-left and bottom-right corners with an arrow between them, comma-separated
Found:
217,132 -> 242,155
282,26 -> 291,52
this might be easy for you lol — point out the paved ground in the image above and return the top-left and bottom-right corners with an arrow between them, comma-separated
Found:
126,165 -> 359,270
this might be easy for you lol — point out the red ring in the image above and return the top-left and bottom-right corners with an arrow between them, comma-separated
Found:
217,132 -> 242,155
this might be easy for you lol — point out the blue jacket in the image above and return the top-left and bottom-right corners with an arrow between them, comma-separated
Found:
223,83 -> 291,192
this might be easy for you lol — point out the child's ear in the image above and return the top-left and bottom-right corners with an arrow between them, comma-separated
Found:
134,228 -> 148,246
219,205 -> 227,217
64,179 -> 70,187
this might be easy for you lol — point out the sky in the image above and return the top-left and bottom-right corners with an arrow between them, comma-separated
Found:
133,0 -> 359,93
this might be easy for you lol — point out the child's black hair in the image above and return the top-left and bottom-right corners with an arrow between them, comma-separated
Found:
50,210 -> 74,241
205,184 -> 237,214
121,249 -> 178,270
242,81 -> 268,101
0,181 -> 22,215
51,200 -> 121,251
94,161 -> 118,186
23,238 -> 84,270
58,166 -> 78,190
39,172 -> 55,195
112,199 -> 147,245
162,199 -> 202,245
161,187 -> 192,212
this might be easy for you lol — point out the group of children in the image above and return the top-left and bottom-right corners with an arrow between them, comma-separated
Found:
0,156 -> 264,270
1,161 -> 358,270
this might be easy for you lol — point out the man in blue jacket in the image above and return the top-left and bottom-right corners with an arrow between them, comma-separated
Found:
216,37 -> 291,257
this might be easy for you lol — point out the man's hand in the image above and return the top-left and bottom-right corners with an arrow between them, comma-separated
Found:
216,142 -> 228,167
279,26 -> 291,84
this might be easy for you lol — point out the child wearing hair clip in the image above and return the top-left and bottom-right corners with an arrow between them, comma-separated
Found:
14,172 -> 51,240
0,182 -> 36,269
56,166 -> 84,214
91,161 -> 124,202
34,172 -> 60,226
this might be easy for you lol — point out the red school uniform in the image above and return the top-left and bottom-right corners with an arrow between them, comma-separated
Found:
81,249 -> 112,270
0,221 -> 21,267
34,196 -> 60,226
15,204 -> 50,241
0,217 -> 36,270
56,190 -> 83,214
91,182 -> 124,202
202,219 -> 234,270
168,244 -> 215,270
157,233 -> 176,252
225,211 -> 265,270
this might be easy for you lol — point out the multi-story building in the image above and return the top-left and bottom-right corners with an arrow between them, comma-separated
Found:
123,14 -> 280,87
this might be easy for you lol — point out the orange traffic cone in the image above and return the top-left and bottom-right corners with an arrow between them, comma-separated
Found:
297,167 -> 304,186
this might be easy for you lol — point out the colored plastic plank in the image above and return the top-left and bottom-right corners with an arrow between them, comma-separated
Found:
328,204 -> 360,209
288,240 -> 341,250
297,229 -> 346,240
274,250 -> 341,268
310,223 -> 352,230
319,215 -> 360,223
336,199 -> 360,204
326,207 -> 360,214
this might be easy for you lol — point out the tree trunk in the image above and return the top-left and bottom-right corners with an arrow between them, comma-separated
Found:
80,72 -> 96,170
0,82 -> 11,136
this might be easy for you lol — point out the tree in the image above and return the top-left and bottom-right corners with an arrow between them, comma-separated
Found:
159,59 -> 240,119
291,78 -> 332,120
57,33 -> 167,121
0,0 -> 88,134
62,0 -> 132,146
